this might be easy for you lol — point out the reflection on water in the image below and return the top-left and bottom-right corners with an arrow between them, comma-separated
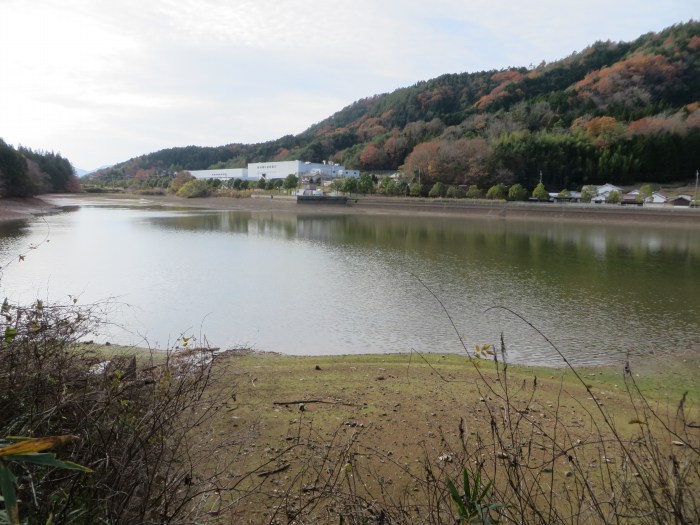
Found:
1,203 -> 698,366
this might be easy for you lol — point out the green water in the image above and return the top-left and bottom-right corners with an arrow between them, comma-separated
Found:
1,200 -> 698,366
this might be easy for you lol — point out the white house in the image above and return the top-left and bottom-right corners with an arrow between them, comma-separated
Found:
591,183 -> 624,203
596,183 -> 623,197
627,189 -> 668,204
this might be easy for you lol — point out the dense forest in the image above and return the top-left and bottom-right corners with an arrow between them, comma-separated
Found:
89,21 -> 700,191
0,139 -> 81,197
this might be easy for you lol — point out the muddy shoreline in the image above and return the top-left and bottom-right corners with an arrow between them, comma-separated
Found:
4,193 -> 700,227
0,197 -> 58,222
41,193 -> 700,227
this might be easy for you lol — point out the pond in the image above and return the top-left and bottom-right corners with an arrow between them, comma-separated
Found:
1,198 -> 699,367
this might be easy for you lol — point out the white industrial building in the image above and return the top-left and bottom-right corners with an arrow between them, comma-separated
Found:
187,161 -> 359,182
248,161 -> 358,181
188,168 -> 248,181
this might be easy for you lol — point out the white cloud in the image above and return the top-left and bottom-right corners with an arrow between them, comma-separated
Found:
1,0 -> 697,169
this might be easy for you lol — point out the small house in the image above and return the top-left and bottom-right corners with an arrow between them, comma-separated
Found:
596,183 -> 623,197
626,189 -> 668,205
670,195 -> 693,207
622,192 -> 642,206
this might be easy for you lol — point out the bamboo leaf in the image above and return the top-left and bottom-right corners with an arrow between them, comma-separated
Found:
3,454 -> 92,473
0,464 -> 19,525
446,478 -> 468,518
0,436 -> 77,457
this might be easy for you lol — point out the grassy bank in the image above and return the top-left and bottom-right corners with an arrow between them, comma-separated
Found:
3,321 -> 698,524
203,350 -> 699,523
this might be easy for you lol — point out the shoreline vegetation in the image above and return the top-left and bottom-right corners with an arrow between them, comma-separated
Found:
5,191 -> 699,227
5,333 -> 699,523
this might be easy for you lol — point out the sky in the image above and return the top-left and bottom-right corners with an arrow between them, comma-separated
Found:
1,1 -> 698,171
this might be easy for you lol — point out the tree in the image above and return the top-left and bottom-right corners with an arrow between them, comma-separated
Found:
581,185 -> 597,202
342,177 -> 358,194
428,181 -> 446,198
532,182 -> 549,201
170,171 -> 193,193
257,176 -> 267,189
446,185 -> 465,198
403,142 -> 440,183
395,181 -> 409,196
176,179 -> 210,198
607,190 -> 621,204
409,183 -> 423,197
466,185 -> 482,199
508,183 -> 529,201
359,143 -> 388,170
486,183 -> 507,200
19,148 -> 80,193
379,177 -> 399,195
283,174 -> 299,191
357,173 -> 374,194
330,180 -> 344,193
639,183 -> 654,202
0,140 -> 38,197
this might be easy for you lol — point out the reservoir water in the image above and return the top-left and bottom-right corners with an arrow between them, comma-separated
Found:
1,198 -> 699,367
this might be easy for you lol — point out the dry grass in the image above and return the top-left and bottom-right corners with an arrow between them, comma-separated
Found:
205,351 -> 699,523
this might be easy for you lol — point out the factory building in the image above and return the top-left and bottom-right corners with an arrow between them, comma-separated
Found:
248,161 -> 358,181
188,168 -> 248,181
187,162 -> 359,182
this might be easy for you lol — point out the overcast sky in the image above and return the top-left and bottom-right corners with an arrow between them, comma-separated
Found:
1,1 -> 698,171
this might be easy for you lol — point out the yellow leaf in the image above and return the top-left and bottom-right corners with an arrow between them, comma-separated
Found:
0,435 -> 77,457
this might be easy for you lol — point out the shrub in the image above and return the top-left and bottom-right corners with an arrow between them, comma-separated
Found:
581,185 -> 597,202
466,185 -> 483,199
409,183 -> 424,197
508,183 -> 529,201
446,186 -> 466,199
0,298 -> 239,523
607,190 -> 621,204
532,182 -> 549,201
486,183 -> 507,200
428,181 -> 446,198
176,179 -> 210,198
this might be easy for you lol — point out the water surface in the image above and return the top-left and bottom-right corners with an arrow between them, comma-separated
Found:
1,200 -> 698,366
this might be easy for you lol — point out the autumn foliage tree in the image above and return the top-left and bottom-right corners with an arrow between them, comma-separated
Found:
359,143 -> 388,170
170,171 -> 194,193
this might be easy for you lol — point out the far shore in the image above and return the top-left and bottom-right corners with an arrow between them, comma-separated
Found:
3,192 -> 700,227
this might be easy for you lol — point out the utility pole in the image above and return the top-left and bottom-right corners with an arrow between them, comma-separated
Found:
694,169 -> 698,208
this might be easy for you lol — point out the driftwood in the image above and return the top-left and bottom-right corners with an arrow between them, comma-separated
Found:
272,399 -> 360,408
257,463 -> 290,477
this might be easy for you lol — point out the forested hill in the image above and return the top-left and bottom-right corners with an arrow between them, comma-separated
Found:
94,21 -> 700,191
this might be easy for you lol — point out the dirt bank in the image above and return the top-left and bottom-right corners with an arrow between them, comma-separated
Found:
0,197 -> 57,223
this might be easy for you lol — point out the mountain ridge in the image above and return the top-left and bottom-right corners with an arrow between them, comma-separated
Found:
91,20 -> 700,191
